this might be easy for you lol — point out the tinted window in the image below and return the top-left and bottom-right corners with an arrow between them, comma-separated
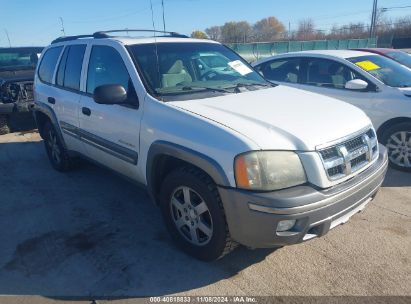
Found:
65,45 -> 86,90
56,47 -> 69,86
259,58 -> 301,83
38,46 -> 63,83
305,58 -> 364,89
87,46 -> 130,94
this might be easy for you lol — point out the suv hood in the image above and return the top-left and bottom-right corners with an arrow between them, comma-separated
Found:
172,85 -> 371,151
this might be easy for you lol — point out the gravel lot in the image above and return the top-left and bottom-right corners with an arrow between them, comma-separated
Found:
0,131 -> 410,303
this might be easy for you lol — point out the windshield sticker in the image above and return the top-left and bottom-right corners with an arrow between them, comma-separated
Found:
355,60 -> 380,71
228,60 -> 253,76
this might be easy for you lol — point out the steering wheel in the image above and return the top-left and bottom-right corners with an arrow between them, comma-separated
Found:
200,70 -> 217,81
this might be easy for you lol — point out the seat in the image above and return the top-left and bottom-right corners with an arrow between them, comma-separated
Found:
308,64 -> 332,87
161,60 -> 192,88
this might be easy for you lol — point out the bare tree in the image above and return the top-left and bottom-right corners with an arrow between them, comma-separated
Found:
205,26 -> 222,41
220,21 -> 252,43
296,19 -> 315,40
253,16 -> 285,42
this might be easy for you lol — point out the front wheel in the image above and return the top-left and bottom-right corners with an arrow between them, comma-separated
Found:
160,167 -> 236,261
381,122 -> 411,172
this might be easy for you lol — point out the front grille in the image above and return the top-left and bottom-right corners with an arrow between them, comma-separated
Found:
318,128 -> 378,181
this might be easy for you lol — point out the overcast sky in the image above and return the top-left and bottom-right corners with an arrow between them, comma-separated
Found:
1,0 -> 410,47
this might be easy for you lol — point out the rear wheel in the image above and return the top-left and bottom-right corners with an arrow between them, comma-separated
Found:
0,115 -> 10,135
381,122 -> 411,172
160,166 -> 236,261
43,121 -> 74,172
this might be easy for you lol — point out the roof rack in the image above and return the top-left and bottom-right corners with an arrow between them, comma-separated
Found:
51,29 -> 188,44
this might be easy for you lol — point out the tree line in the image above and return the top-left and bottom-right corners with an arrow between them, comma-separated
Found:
190,13 -> 411,43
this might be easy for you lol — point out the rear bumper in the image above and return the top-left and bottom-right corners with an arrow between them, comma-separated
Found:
218,145 -> 388,248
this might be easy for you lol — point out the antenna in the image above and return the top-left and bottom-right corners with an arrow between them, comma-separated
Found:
161,0 -> 166,32
59,17 -> 66,36
4,29 -> 11,47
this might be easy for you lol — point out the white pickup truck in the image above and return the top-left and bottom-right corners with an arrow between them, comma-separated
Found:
33,30 -> 388,261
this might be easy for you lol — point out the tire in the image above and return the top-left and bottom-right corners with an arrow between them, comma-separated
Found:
43,121 -> 74,172
381,122 -> 411,172
0,115 -> 10,135
159,166 -> 237,261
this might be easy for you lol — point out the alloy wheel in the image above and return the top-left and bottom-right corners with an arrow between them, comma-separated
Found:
170,186 -> 213,246
386,131 -> 411,168
47,129 -> 61,164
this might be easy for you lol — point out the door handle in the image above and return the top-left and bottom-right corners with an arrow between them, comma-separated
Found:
82,107 -> 91,116
47,97 -> 56,104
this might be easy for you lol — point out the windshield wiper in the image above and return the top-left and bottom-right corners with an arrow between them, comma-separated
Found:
181,86 -> 232,93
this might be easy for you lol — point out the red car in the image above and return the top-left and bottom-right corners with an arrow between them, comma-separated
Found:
353,48 -> 411,69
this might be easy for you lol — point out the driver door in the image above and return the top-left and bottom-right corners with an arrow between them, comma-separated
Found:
78,43 -> 142,180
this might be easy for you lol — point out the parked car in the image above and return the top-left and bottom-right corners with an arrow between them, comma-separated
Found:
34,31 -> 387,261
353,48 -> 411,69
253,50 -> 411,171
0,47 -> 43,134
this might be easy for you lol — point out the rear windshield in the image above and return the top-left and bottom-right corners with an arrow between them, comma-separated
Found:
347,55 -> 411,88
386,51 -> 411,69
0,47 -> 43,71
128,42 -> 270,101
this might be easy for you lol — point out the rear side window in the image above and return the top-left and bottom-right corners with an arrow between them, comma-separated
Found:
56,45 -> 86,91
86,46 -> 130,94
259,58 -> 301,83
38,46 -> 63,83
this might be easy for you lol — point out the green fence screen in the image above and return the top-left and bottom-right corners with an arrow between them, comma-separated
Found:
227,38 -> 377,62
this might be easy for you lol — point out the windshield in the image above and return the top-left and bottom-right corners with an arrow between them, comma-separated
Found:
347,55 -> 411,88
128,42 -> 271,101
0,48 -> 43,71
386,51 -> 411,69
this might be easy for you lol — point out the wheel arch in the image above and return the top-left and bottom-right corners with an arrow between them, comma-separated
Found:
146,141 -> 231,205
377,117 -> 411,141
33,101 -> 67,149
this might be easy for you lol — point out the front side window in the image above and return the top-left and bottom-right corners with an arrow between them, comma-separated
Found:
86,46 -> 131,94
258,58 -> 301,83
56,45 -> 86,90
38,46 -> 63,83
128,42 -> 271,101
347,55 -> 411,88
305,58 -> 364,89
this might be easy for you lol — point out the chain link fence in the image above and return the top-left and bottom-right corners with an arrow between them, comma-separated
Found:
227,38 -> 378,62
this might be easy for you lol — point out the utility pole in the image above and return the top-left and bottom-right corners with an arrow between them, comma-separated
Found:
59,17 -> 66,36
161,0 -> 166,32
4,29 -> 11,47
370,0 -> 378,38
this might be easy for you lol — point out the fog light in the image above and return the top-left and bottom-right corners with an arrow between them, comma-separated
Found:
277,220 -> 296,232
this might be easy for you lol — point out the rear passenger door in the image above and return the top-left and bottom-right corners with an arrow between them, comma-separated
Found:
53,44 -> 87,154
78,43 -> 142,180
254,57 -> 302,89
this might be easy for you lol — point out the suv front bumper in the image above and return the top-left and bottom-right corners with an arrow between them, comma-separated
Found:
218,145 -> 388,248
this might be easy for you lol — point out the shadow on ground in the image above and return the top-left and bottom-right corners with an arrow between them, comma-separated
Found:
382,167 -> 411,188
0,140 -> 275,299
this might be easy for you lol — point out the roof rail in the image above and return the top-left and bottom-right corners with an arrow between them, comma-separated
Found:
93,29 -> 188,38
51,34 -> 97,44
51,29 -> 188,44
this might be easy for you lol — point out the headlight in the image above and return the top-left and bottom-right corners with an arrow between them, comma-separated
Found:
234,151 -> 307,191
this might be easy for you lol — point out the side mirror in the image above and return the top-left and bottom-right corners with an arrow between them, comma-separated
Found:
93,84 -> 127,105
345,79 -> 369,91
